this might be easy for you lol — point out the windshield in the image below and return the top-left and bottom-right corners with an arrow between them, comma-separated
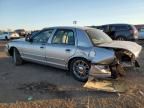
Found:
86,29 -> 112,45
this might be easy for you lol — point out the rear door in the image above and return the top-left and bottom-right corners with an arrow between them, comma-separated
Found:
45,28 -> 77,68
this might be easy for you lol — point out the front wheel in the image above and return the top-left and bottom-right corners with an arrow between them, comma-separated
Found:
12,48 -> 23,65
70,58 -> 90,82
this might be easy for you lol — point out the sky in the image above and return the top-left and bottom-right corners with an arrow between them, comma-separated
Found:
0,0 -> 144,30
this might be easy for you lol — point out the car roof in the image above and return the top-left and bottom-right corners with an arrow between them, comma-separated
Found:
101,23 -> 132,26
15,29 -> 25,31
43,26 -> 94,31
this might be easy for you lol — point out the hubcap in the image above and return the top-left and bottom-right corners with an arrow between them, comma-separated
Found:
73,60 -> 90,79
78,65 -> 85,74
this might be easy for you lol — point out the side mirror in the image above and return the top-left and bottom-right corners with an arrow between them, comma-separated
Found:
25,36 -> 33,42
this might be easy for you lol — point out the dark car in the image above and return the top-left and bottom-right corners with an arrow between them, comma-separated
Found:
92,24 -> 138,41
31,30 -> 40,36
15,29 -> 27,37
26,30 -> 40,39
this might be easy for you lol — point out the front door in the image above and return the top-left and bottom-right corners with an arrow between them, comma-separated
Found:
22,29 -> 54,62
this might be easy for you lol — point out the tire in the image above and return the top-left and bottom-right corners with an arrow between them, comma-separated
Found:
12,48 -> 23,65
5,36 -> 9,41
70,58 -> 90,82
116,36 -> 126,41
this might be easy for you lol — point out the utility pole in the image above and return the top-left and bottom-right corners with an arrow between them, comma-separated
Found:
73,20 -> 77,26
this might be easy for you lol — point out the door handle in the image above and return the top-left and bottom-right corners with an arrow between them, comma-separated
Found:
65,49 -> 71,52
40,46 -> 44,49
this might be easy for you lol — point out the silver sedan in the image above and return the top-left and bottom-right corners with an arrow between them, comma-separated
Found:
6,27 -> 142,82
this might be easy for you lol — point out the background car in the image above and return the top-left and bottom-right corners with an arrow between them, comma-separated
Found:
25,30 -> 40,40
136,27 -> 144,40
30,30 -> 40,36
15,29 -> 27,37
91,24 -> 138,41
0,32 -> 19,40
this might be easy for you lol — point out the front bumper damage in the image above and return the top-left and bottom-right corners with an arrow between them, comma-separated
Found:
89,55 -> 139,80
83,63 -> 129,92
84,60 -> 131,93
84,41 -> 142,92
91,41 -> 142,78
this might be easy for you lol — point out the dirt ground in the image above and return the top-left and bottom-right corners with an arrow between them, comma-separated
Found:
0,40 -> 144,108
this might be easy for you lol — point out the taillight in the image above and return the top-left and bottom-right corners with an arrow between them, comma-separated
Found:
130,29 -> 138,35
130,29 -> 138,39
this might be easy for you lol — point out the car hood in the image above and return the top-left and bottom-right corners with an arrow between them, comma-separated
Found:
97,41 -> 142,58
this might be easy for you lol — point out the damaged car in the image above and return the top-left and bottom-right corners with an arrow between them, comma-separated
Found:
5,27 -> 142,82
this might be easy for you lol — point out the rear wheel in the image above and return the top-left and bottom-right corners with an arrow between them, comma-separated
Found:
70,58 -> 90,82
12,48 -> 23,65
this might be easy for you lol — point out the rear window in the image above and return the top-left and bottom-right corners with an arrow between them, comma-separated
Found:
86,29 -> 112,45
111,25 -> 129,31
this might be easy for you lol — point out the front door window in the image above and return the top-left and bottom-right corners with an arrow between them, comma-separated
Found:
32,29 -> 53,43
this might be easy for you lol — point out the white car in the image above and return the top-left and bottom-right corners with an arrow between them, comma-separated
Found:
138,28 -> 144,39
0,32 -> 20,40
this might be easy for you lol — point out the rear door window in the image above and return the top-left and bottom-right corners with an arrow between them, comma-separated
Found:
52,29 -> 75,45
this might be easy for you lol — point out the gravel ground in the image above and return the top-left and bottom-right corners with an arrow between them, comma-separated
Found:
0,40 -> 144,108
